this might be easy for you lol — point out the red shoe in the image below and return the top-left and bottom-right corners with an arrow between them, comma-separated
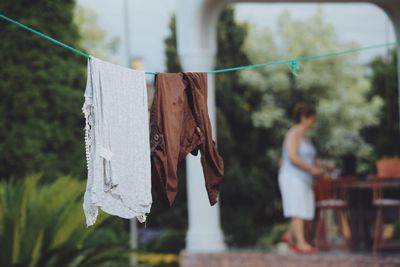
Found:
280,234 -> 290,243
291,245 -> 318,254
280,234 -> 295,249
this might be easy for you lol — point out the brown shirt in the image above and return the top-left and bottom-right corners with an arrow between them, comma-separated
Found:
150,72 -> 224,206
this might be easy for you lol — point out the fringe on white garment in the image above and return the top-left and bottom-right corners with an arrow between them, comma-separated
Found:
83,57 -> 152,227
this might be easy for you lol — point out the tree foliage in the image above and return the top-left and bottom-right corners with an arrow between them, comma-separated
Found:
0,0 -> 87,180
362,49 -> 399,158
214,8 -> 281,246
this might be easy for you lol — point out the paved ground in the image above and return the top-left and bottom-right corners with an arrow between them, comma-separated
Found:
181,250 -> 400,267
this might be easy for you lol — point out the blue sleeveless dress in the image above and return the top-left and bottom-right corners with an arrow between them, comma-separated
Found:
278,128 -> 316,220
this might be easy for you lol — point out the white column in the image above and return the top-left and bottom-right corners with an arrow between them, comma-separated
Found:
177,0 -> 226,252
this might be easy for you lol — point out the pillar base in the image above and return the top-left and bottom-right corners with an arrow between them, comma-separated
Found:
186,228 -> 226,252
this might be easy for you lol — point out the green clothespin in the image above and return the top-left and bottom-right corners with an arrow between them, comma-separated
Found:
290,59 -> 300,76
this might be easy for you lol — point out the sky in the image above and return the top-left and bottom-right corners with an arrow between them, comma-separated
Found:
77,0 -> 396,72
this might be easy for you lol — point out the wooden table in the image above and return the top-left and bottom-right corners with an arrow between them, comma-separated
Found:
335,178 -> 400,251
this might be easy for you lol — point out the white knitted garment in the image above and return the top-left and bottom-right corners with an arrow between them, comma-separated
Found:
83,57 -> 152,226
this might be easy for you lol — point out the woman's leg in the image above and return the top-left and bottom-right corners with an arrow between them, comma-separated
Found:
291,217 -> 312,249
282,223 -> 293,243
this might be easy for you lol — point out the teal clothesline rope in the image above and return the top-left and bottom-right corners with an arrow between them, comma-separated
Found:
208,41 -> 400,74
1,14 -> 399,76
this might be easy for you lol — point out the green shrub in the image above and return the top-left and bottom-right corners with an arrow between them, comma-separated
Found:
0,0 -> 87,180
142,230 -> 185,254
0,175 -> 131,267
256,223 -> 288,248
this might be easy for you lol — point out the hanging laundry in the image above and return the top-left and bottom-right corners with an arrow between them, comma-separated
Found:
150,72 -> 224,207
82,57 -> 152,226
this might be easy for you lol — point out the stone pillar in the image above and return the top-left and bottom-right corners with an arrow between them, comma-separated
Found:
177,0 -> 226,252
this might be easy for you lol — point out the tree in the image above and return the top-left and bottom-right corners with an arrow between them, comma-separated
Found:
214,9 -> 281,246
362,49 -> 399,159
0,0 -> 87,180
164,17 -> 181,73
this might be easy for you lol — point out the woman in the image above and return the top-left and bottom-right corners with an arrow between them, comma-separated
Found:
278,102 -> 332,254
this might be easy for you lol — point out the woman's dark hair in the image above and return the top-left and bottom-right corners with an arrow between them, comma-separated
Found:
292,102 -> 316,123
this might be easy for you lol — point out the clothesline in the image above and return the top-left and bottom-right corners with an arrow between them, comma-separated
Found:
1,14 -> 399,75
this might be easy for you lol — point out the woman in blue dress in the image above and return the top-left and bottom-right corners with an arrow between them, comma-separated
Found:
278,102 -> 332,254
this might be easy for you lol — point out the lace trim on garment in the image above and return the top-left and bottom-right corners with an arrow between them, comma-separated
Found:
82,98 -> 94,174
82,98 -> 99,226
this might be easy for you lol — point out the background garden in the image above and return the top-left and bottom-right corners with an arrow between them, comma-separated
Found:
0,0 -> 399,266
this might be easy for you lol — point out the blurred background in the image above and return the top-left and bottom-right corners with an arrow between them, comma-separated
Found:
0,0 -> 399,266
